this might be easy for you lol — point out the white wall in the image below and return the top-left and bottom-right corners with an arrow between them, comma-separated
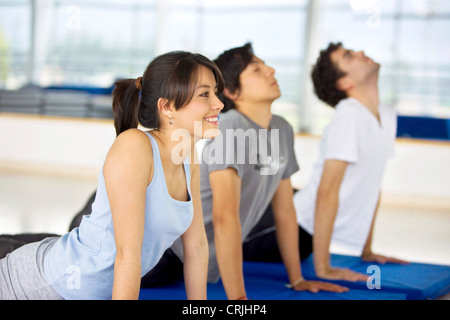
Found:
1,113 -> 449,205
0,114 -> 116,176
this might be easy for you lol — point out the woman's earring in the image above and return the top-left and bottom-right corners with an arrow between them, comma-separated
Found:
169,116 -> 174,125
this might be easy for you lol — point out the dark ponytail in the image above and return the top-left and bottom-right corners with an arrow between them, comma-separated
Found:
112,51 -> 224,137
112,79 -> 140,136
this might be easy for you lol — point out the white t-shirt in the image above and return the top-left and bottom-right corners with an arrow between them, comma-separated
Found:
294,97 -> 397,253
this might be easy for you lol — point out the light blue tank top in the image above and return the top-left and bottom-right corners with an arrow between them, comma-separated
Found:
44,132 -> 193,300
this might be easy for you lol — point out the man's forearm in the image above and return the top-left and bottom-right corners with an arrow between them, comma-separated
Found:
213,216 -> 246,300
313,191 -> 339,274
274,208 -> 302,285
362,193 -> 381,256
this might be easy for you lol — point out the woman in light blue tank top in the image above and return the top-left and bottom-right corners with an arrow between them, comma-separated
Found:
0,52 -> 224,300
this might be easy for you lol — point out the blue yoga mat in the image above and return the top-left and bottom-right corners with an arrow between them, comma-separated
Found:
298,254 -> 450,300
139,254 -> 449,300
139,280 -> 407,300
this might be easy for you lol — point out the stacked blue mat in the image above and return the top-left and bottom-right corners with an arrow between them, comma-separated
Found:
139,254 -> 450,300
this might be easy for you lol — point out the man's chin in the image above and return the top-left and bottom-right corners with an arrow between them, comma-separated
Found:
371,63 -> 381,75
272,91 -> 282,101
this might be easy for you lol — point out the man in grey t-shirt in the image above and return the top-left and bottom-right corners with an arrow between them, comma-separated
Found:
194,108 -> 300,284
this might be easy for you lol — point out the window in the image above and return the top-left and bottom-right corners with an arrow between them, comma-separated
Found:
0,0 -> 448,139
0,0 -> 31,89
41,0 -> 158,87
199,2 -> 308,130
158,0 -> 309,131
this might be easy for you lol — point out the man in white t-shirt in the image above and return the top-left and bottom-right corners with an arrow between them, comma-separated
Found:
294,42 -> 408,282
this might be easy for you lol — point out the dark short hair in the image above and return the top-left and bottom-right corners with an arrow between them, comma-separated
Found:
112,51 -> 224,136
311,42 -> 347,108
213,43 -> 254,112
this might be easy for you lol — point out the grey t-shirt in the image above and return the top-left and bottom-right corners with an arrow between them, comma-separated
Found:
171,109 -> 299,283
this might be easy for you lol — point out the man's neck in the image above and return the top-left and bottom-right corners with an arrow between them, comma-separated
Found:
235,101 -> 273,129
347,79 -> 380,122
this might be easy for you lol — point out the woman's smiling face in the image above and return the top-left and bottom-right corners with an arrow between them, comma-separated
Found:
173,65 -> 224,140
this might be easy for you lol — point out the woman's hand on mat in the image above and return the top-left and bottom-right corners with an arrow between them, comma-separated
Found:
292,279 -> 349,293
362,252 -> 409,265
315,266 -> 369,282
